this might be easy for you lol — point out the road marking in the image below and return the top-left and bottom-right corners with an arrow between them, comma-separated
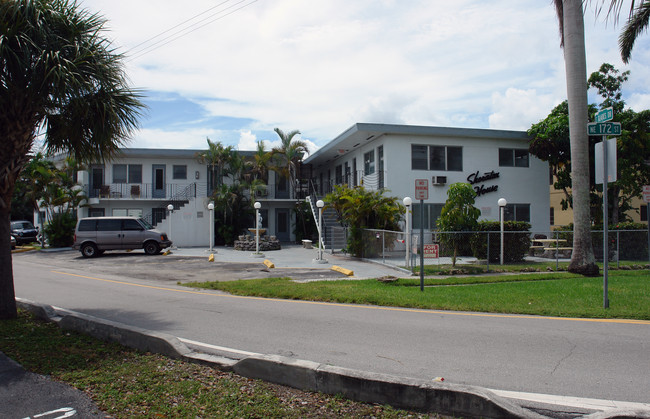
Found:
25,407 -> 77,418
489,388 -> 650,411
51,270 -> 650,325
178,337 -> 259,357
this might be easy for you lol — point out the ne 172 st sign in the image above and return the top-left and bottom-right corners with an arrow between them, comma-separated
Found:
588,122 -> 621,136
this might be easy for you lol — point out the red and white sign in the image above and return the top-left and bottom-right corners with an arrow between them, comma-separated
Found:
643,185 -> 650,203
423,244 -> 439,258
415,179 -> 428,200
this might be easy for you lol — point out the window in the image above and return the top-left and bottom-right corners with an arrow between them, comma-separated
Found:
411,145 -> 463,171
123,219 -> 143,231
412,203 -> 444,229
378,146 -> 384,189
113,164 -> 127,183
114,164 -> 142,183
504,204 -> 530,222
499,148 -> 529,167
128,165 -> 142,183
550,207 -> 555,226
97,219 -> 122,231
364,150 -> 375,175
173,165 -> 187,180
335,165 -> 343,184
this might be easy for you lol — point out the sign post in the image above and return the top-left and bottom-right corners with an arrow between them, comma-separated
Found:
589,113 -> 620,309
415,180 -> 428,292
643,185 -> 650,261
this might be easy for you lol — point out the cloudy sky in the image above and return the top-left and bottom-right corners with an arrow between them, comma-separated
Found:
80,0 -> 650,153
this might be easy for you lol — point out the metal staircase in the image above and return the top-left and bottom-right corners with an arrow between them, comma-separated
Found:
306,193 -> 346,253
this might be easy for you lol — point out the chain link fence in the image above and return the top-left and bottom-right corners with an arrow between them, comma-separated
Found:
336,228 -> 650,273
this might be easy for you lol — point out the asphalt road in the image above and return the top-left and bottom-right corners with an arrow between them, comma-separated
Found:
12,250 -> 650,406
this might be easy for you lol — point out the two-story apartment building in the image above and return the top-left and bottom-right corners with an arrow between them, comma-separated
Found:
60,123 -> 549,248
73,148 -> 300,247
303,123 -> 551,235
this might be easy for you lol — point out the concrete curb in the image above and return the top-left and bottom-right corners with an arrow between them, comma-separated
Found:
12,298 -> 584,418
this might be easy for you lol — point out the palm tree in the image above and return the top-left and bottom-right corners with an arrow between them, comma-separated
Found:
554,0 -> 599,275
196,138 -> 234,194
0,0 -> 144,319
271,128 -> 310,192
595,0 -> 650,63
251,140 -> 272,182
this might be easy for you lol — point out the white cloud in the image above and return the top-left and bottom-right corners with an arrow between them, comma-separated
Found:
79,0 -> 650,148
489,88 -> 561,130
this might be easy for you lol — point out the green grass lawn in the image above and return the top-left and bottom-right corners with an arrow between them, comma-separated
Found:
185,270 -> 650,320
0,311 -> 435,418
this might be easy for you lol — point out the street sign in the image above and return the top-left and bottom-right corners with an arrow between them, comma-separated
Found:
643,185 -> 650,203
423,244 -> 439,258
415,179 -> 428,200
596,107 -> 613,123
588,122 -> 621,136
595,139 -> 617,184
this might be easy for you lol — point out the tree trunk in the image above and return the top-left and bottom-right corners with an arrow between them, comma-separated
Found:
563,0 -> 599,276
0,209 -> 17,319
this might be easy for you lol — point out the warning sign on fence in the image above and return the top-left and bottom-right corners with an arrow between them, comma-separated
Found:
423,244 -> 439,258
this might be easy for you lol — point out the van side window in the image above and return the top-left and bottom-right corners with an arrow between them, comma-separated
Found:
123,219 -> 143,231
97,219 -> 122,231
78,220 -> 97,231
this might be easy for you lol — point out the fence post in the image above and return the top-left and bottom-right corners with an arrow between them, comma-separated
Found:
616,230 -> 620,269
486,231 -> 490,273
554,230 -> 559,271
382,230 -> 385,264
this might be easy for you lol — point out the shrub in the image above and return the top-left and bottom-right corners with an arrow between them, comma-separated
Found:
470,221 -> 531,263
44,212 -> 77,248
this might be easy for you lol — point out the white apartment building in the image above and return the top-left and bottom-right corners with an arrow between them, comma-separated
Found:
303,123 -> 550,234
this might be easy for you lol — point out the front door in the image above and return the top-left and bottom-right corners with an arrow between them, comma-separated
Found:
276,208 -> 290,242
90,165 -> 104,197
152,165 -> 166,198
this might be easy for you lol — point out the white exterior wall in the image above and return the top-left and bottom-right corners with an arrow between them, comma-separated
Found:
311,130 -> 550,234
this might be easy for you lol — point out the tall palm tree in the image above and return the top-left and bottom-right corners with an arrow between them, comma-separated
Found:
196,138 -> 234,193
595,0 -> 650,63
271,128 -> 310,191
554,0 -> 599,275
0,0 -> 144,319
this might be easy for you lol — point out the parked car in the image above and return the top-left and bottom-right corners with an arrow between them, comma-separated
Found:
10,220 -> 38,245
10,234 -> 16,250
73,216 -> 172,258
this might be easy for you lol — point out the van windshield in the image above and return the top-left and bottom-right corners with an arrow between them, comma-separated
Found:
139,218 -> 154,230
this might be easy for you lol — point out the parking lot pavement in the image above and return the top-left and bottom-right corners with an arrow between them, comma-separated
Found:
0,351 -> 105,418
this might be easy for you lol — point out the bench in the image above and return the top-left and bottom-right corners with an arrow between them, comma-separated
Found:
543,247 -> 573,251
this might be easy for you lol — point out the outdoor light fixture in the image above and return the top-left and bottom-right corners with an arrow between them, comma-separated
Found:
403,197 -> 412,269
498,198 -> 507,265
253,201 -> 263,257
315,200 -> 326,263
167,204 -> 174,248
208,202 -> 214,252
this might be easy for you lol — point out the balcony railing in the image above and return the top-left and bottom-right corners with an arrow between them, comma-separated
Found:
88,183 -> 203,200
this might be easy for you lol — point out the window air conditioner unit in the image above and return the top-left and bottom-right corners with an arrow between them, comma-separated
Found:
432,176 -> 447,186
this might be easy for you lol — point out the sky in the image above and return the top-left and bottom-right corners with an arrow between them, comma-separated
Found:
79,0 -> 650,154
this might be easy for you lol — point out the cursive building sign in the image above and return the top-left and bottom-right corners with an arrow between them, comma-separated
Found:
467,170 -> 499,196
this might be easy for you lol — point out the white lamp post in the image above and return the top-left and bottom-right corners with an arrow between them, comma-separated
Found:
167,204 -> 174,248
498,198 -> 507,265
315,200 -> 327,263
253,201 -> 262,256
207,202 -> 214,251
403,197 -> 412,269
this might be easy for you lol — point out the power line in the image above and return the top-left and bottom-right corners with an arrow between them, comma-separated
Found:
126,0 -> 259,62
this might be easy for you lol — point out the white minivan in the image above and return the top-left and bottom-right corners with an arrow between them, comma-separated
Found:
73,216 -> 172,257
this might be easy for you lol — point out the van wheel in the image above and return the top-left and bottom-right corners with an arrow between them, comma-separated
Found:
144,241 -> 160,255
81,243 -> 98,258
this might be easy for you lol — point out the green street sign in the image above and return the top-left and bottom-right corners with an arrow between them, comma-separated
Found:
596,107 -> 613,123
588,122 -> 621,136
